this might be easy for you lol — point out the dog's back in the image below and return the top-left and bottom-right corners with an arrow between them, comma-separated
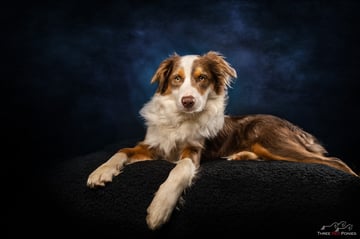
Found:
203,114 -> 357,176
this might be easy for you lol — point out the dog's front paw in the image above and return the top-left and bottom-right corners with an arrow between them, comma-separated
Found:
146,183 -> 179,230
146,198 -> 173,230
86,164 -> 120,188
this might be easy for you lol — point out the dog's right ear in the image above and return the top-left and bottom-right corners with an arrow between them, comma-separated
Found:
151,53 -> 180,94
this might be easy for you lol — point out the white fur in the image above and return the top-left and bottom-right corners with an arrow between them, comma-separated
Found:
176,55 -> 207,112
140,92 -> 227,158
87,152 -> 128,187
140,54 -> 228,157
146,158 -> 196,230
142,55 -> 230,229
87,52 -> 235,231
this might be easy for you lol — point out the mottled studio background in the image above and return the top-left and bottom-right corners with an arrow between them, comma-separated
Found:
8,0 -> 360,174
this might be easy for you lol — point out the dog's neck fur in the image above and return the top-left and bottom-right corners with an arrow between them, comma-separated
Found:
140,92 -> 227,158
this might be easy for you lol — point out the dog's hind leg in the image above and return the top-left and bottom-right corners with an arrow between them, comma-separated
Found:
87,142 -> 155,188
226,151 -> 260,160
250,142 -> 358,177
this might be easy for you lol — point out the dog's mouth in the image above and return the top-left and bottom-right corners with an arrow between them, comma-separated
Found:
179,105 -> 205,114
181,108 -> 198,114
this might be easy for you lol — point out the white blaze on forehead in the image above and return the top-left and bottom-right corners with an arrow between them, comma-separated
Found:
180,55 -> 199,77
179,55 -> 199,96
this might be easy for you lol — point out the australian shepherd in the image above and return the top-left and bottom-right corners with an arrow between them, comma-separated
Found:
87,51 -> 358,230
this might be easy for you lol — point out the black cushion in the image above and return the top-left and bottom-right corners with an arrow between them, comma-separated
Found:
42,141 -> 360,238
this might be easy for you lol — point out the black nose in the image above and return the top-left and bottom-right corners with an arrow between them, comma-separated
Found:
181,96 -> 195,108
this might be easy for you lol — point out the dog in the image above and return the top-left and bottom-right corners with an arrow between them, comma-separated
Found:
87,51 -> 358,230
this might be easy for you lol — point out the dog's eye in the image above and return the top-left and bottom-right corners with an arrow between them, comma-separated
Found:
198,75 -> 207,81
174,75 -> 181,81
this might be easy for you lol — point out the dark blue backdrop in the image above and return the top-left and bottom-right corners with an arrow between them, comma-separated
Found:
9,1 -> 360,171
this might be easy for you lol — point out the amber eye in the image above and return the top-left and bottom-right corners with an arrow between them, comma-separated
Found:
198,74 -> 207,81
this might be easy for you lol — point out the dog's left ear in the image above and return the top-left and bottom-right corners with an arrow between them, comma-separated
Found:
151,53 -> 180,94
202,51 -> 237,90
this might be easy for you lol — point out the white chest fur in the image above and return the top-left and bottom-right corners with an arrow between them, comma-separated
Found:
140,93 -> 226,158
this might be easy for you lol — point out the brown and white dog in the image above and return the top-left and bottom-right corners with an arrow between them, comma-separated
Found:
87,51 -> 358,230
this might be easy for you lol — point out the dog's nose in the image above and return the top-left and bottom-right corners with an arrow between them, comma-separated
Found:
181,96 -> 195,108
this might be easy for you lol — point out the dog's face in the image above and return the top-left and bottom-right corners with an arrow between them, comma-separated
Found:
151,51 -> 237,113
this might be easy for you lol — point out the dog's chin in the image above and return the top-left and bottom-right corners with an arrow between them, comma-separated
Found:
179,107 -> 204,114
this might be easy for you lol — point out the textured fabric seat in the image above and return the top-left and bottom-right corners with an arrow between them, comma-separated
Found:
41,141 -> 360,238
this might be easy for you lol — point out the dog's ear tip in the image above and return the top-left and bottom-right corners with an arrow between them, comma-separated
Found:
170,52 -> 179,57
232,71 -> 238,78
150,77 -> 158,85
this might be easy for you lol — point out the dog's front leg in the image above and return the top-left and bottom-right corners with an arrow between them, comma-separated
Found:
86,152 -> 129,188
87,143 -> 154,188
146,147 -> 200,230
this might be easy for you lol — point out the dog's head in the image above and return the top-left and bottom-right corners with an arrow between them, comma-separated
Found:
150,51 -> 237,113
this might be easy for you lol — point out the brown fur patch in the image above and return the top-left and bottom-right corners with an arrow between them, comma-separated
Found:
150,51 -> 237,96
119,143 -> 155,162
228,151 -> 259,160
194,51 -> 237,95
191,66 -> 212,95
151,54 -> 181,95
180,146 -> 201,166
